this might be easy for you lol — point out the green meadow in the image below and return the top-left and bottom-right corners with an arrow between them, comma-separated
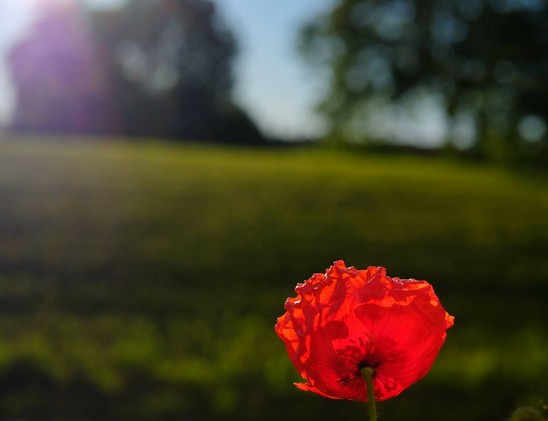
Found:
0,138 -> 547,420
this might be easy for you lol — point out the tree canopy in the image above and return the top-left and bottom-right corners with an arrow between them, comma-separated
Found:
301,0 -> 547,160
8,2 -> 116,134
8,0 -> 264,144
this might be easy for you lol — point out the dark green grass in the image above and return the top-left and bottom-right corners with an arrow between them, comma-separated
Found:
0,137 -> 547,419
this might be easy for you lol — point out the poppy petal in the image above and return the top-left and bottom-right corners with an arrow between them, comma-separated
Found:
275,261 -> 454,402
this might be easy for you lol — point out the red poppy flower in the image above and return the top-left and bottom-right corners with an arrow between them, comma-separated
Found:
275,260 -> 454,402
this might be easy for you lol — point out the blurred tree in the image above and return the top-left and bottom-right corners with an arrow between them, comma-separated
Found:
91,0 -> 264,143
8,0 -> 264,144
8,2 -> 118,134
301,0 -> 547,160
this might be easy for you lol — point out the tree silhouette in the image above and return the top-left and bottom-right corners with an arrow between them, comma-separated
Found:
8,0 -> 264,144
301,0 -> 547,160
91,0 -> 263,143
8,2 -> 117,134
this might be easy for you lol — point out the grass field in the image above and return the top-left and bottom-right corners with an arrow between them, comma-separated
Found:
0,137 -> 547,420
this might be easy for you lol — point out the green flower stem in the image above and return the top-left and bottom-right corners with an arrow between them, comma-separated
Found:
361,367 -> 377,421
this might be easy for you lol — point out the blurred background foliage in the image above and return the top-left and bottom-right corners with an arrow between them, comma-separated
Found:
2,0 -> 547,162
0,0 -> 547,419
7,0 -> 263,143
300,0 -> 547,162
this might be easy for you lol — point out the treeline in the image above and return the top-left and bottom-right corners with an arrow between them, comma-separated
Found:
5,0 -> 548,161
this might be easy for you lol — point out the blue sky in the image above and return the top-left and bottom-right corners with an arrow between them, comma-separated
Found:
214,0 -> 331,139
0,0 -> 332,139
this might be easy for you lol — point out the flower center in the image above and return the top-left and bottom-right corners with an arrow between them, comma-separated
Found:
360,365 -> 375,379
358,360 -> 380,376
